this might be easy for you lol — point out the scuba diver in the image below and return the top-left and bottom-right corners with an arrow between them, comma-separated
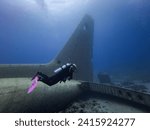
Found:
34,63 -> 77,85
27,63 -> 77,93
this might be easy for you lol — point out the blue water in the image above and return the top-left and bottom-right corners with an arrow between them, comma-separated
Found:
0,0 -> 150,80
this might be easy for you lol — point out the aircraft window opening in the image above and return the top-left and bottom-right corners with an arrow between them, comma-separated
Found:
83,24 -> 87,31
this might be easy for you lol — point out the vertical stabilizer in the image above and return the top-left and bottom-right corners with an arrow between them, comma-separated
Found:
0,15 -> 94,81
55,15 -> 94,81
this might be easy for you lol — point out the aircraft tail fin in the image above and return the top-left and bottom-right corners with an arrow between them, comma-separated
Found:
0,14 -> 94,81
53,15 -> 94,82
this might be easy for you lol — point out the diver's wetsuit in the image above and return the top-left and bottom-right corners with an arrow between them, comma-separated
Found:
34,63 -> 76,86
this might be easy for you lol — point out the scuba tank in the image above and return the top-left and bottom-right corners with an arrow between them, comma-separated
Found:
54,63 -> 71,73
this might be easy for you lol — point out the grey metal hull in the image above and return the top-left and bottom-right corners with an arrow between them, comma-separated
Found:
0,78 -> 82,112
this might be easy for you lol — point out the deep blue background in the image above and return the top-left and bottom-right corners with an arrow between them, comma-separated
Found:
0,0 -> 150,80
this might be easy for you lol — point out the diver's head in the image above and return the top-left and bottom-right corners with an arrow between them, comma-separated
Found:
71,63 -> 77,72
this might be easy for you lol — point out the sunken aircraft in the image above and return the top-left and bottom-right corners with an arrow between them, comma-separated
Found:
0,15 -> 150,113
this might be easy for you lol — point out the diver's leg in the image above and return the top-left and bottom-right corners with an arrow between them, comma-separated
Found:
37,72 -> 49,81
45,74 -> 61,86
36,72 -> 55,86
32,72 -> 49,81
32,72 -> 59,86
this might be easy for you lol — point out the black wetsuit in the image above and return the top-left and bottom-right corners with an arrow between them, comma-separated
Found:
35,64 -> 74,86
